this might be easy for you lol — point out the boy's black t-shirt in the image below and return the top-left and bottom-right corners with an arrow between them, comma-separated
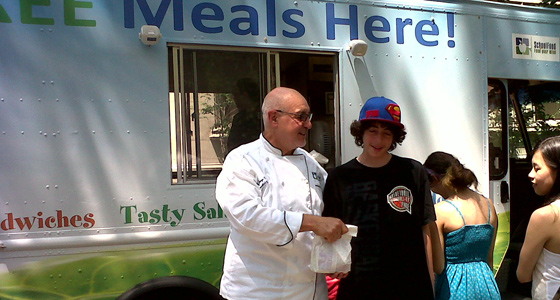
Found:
323,155 -> 436,300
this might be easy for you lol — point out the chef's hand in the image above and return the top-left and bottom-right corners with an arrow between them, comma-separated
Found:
301,214 -> 348,243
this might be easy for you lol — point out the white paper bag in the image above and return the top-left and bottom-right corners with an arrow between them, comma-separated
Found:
310,225 -> 358,273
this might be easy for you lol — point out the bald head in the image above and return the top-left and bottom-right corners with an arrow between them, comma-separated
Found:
261,87 -> 311,155
262,87 -> 306,129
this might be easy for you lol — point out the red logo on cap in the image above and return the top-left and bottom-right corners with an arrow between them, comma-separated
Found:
386,104 -> 401,122
366,110 -> 380,118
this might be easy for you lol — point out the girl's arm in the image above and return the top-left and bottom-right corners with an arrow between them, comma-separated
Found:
431,218 -> 446,275
423,223 -> 435,287
488,200 -> 499,268
517,207 -> 551,283
430,203 -> 447,275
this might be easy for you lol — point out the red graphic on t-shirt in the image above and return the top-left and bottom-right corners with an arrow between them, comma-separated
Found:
387,186 -> 413,214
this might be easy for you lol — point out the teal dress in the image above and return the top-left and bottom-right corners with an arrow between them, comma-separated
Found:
435,199 -> 501,300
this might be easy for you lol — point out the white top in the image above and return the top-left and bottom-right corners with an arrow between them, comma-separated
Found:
533,248 -> 560,300
216,135 -> 328,300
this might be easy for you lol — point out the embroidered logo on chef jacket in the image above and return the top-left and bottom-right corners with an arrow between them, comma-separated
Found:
387,186 -> 413,214
312,172 -> 323,181
256,177 -> 268,189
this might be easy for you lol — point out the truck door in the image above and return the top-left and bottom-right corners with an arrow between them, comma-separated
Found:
490,78 -> 560,297
488,79 -> 512,290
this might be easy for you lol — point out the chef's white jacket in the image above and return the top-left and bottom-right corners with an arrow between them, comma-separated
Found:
216,135 -> 328,300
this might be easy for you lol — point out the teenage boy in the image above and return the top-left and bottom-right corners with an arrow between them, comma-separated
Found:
323,96 -> 436,299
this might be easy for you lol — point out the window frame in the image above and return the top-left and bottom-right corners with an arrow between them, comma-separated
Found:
488,78 -> 509,180
168,44 -> 279,184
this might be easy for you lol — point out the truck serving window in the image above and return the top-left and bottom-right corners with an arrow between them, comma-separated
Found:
509,80 -> 560,160
168,46 -> 267,183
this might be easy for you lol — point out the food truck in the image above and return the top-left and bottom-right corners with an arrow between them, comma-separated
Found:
1,0 -> 559,298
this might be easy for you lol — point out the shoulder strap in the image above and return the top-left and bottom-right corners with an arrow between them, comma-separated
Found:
443,199 -> 466,225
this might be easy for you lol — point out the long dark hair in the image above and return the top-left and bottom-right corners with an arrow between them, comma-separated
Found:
423,151 -> 478,192
533,136 -> 560,204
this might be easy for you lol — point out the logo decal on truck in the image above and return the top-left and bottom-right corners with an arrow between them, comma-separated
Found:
513,33 -> 559,62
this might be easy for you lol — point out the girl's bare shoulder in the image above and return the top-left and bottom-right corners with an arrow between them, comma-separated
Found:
531,204 -> 559,225
434,200 -> 455,213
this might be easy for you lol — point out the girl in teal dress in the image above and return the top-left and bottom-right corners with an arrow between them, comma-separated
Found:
424,151 -> 501,300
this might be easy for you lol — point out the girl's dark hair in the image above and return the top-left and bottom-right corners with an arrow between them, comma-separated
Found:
534,136 -> 560,203
350,120 -> 406,151
423,151 -> 478,191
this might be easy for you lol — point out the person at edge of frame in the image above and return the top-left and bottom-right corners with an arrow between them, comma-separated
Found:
517,136 -> 560,300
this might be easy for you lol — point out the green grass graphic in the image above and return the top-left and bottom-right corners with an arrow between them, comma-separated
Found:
0,240 -> 226,300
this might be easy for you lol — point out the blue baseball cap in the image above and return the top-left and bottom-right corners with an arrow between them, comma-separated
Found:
359,96 -> 404,128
